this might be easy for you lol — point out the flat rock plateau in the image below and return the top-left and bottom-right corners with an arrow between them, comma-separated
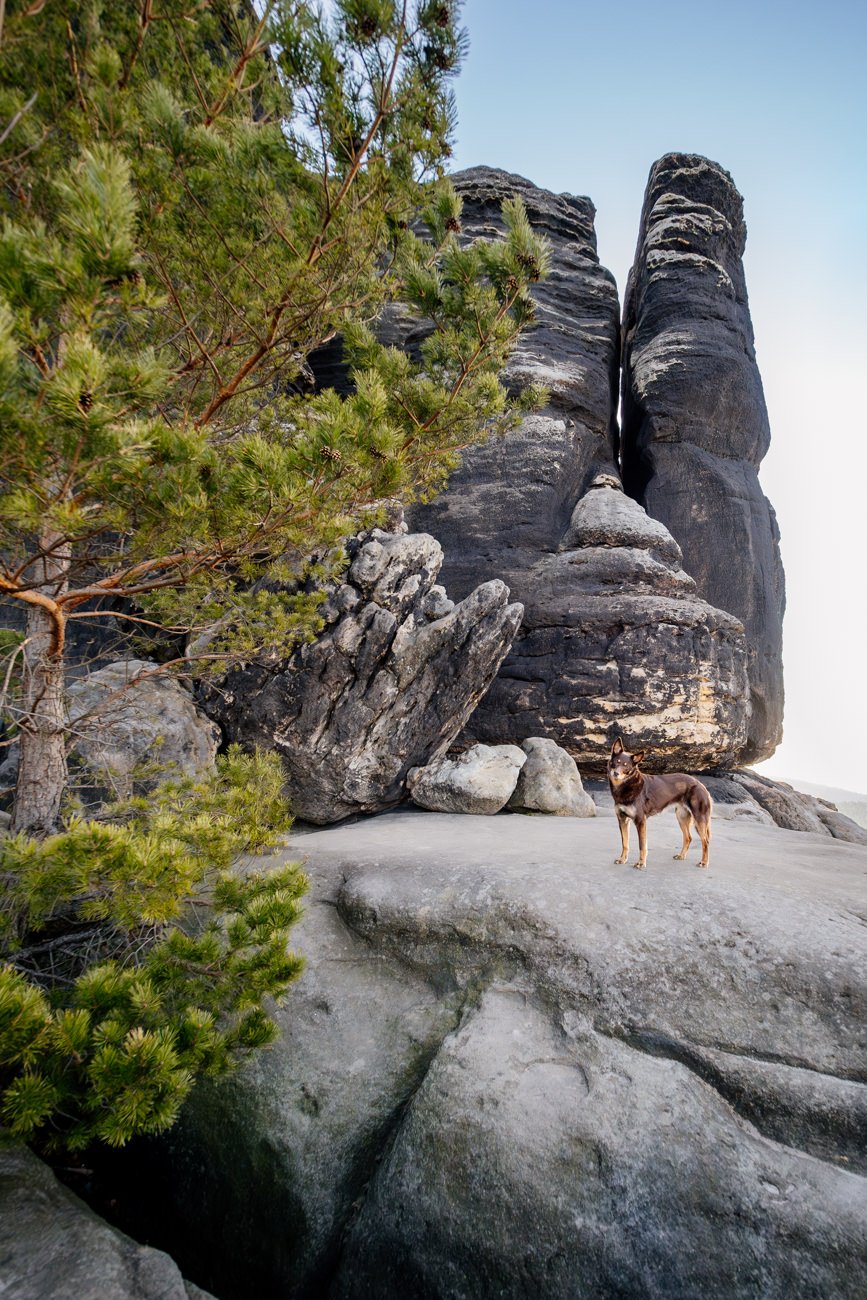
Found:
100,805 -> 867,1300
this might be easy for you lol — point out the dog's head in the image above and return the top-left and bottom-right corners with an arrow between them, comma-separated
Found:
608,736 -> 645,786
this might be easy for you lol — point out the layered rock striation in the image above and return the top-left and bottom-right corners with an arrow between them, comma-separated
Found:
621,153 -> 785,762
203,526 -> 522,823
464,476 -> 750,772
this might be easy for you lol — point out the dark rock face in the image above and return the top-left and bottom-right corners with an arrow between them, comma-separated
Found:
621,153 -> 785,762
203,525 -> 522,823
409,165 -> 621,600
464,476 -> 750,772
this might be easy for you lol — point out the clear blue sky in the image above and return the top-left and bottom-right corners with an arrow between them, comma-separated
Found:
448,0 -> 867,792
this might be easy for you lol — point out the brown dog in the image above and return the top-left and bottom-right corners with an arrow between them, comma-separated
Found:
607,737 -> 712,870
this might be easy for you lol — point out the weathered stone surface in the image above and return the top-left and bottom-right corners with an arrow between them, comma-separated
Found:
0,1145 -> 210,1300
92,851 -> 464,1300
507,736 -> 595,816
464,478 -> 751,773
697,774 -> 775,824
621,154 -> 785,763
407,167 -> 629,754
407,743 -> 526,814
67,659 -> 219,798
203,527 -> 522,823
105,811 -> 867,1299
560,471 -> 681,560
336,986 -> 866,1300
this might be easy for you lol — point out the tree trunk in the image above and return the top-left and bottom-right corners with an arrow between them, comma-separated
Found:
10,545 -> 69,837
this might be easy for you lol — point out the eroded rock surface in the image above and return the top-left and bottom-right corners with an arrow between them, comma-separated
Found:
405,169 -> 767,773
465,477 -> 750,772
734,770 -> 867,844
0,1145 -> 211,1300
107,811 -> 867,1299
204,528 -> 522,823
621,154 -> 785,762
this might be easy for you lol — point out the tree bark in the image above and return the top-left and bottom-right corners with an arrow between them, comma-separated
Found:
10,545 -> 69,837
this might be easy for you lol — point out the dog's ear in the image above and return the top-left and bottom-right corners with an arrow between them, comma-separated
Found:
612,736 -> 624,755
632,750 -> 645,766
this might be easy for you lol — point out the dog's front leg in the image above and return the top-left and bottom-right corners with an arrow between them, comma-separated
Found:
614,811 -> 630,864
632,817 -> 648,870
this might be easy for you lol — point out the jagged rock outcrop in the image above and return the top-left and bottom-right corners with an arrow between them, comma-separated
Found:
407,743 -> 527,814
0,1145 -> 212,1300
464,476 -> 750,772
621,153 -> 785,763
95,810 -> 867,1299
204,527 -> 522,823
406,168 -> 762,773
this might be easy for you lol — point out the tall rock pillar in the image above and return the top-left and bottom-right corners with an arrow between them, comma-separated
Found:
409,166 -> 622,597
621,153 -> 785,762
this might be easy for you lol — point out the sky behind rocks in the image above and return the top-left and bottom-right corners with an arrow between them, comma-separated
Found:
449,0 -> 867,792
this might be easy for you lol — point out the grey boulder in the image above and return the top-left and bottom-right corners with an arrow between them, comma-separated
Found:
734,770 -> 867,844
408,743 -> 527,814
0,1145 -> 210,1300
67,659 -> 219,798
203,527 -> 523,823
507,736 -> 595,815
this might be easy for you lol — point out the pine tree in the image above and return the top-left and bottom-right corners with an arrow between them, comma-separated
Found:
0,1 -> 548,835
0,747 -> 307,1153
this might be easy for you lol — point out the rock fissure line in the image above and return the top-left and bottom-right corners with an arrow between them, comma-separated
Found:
611,1025 -> 867,1176
317,998 -> 472,1300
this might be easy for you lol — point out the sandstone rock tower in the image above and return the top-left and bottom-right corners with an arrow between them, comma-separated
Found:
621,153 -> 785,762
411,162 -> 776,771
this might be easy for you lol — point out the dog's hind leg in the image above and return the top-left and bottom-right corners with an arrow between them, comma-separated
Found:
674,803 -> 693,860
695,815 -> 711,867
688,784 -> 712,868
